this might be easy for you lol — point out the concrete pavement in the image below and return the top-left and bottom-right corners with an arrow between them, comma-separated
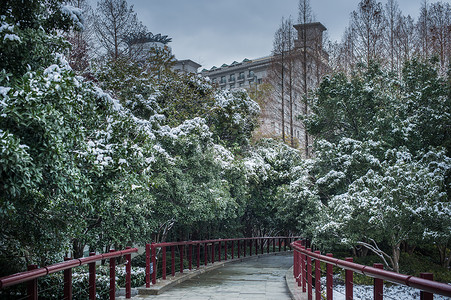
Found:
133,253 -> 295,300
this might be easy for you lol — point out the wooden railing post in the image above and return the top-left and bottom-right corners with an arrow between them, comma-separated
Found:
225,241 -> 228,261
189,243 -> 193,270
211,242 -> 215,264
151,243 -> 157,285
374,263 -> 383,300
237,240 -> 241,258
27,264 -> 38,300
64,258 -> 73,300
171,246 -> 175,276
197,243 -> 200,269
162,246 -> 167,279
88,252 -> 96,300
314,251 -> 321,300
326,253 -> 333,300
218,241 -> 222,262
179,245 -> 184,274
145,244 -> 151,287
301,245 -> 306,292
108,251 -> 115,300
307,248 -> 312,300
420,273 -> 434,300
204,243 -> 208,266
125,247 -> 132,299
345,257 -> 353,300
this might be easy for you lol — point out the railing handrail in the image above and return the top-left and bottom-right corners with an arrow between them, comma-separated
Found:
291,240 -> 451,298
0,247 -> 138,288
152,236 -> 295,248
147,236 -> 299,287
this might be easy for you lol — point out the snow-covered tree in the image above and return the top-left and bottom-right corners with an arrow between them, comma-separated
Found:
306,59 -> 450,271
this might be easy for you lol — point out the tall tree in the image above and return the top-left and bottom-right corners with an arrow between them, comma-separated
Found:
385,0 -> 401,72
351,0 -> 386,66
270,18 -> 288,142
428,2 -> 451,68
297,0 -> 317,157
64,0 -> 93,72
417,0 -> 431,58
93,0 -> 146,60
396,14 -> 416,63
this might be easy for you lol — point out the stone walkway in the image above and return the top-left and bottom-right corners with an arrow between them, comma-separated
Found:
136,253 -> 294,300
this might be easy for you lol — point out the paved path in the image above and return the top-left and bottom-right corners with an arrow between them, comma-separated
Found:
139,253 -> 293,300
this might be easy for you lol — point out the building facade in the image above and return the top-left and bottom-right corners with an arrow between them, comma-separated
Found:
201,22 -> 328,154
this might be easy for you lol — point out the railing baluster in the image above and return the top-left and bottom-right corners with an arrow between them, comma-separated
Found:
374,263 -> 383,300
171,246 -> 175,276
314,251 -> 321,300
345,257 -> 353,300
88,252 -> 96,300
204,243 -> 208,266
307,248 -> 312,300
162,246 -> 167,279
212,242 -> 215,264
224,241 -> 228,261
232,240 -> 239,259
151,243 -> 157,285
218,241 -> 222,262
179,245 -> 184,274
420,273 -> 433,300
27,264 -> 38,300
197,243 -> 200,269
301,245 -> 306,292
189,244 -> 192,270
64,258 -> 73,300
125,247 -> 131,299
108,252 -> 115,300
326,253 -> 333,300
238,240 -> 241,258
146,244 -> 151,287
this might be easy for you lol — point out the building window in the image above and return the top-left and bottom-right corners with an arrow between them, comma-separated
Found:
239,82 -> 243,87
229,74 -> 235,82
230,84 -> 235,89
248,70 -> 254,78
257,78 -> 262,84
220,76 -> 226,84
238,72 -> 245,80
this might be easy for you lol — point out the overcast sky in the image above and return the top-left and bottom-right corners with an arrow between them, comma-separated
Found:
94,0 -> 424,69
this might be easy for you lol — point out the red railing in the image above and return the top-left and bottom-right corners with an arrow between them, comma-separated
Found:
0,236 -> 297,299
291,240 -> 451,300
145,236 -> 297,287
0,247 -> 138,300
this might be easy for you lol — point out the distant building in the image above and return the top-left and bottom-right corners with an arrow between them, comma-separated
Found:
173,59 -> 201,74
201,22 -> 328,154
200,56 -> 271,90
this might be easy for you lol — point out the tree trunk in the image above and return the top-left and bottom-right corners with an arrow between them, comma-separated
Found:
392,243 -> 401,273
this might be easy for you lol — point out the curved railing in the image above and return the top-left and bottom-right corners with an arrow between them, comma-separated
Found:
0,237 -> 297,299
146,236 -> 298,287
291,240 -> 451,300
0,247 -> 138,300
